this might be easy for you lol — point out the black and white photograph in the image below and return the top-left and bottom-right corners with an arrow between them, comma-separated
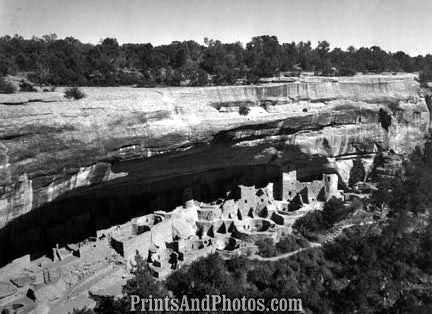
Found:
1,0 -> 432,313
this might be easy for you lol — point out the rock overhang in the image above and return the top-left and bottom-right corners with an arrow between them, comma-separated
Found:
0,74 -> 430,231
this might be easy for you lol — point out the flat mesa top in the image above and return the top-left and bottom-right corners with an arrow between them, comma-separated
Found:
0,73 -> 419,105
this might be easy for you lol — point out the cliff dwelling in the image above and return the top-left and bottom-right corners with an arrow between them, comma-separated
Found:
0,73 -> 430,312
94,167 -> 344,279
0,160 -> 344,268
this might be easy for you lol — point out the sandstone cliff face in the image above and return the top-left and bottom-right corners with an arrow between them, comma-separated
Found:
0,74 -> 429,231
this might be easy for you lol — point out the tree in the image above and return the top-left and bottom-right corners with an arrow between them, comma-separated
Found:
2,34 -> 432,88
276,235 -> 301,253
0,54 -> 17,76
293,210 -> 325,234
256,238 -> 278,257
420,67 -> 432,85
64,86 -> 85,100
166,254 -> 239,300
322,197 -> 347,227
315,41 -> 332,74
100,38 -> 120,63
297,41 -> 313,71
349,156 -> 366,187
246,35 -> 282,77
90,253 -> 169,313
0,76 -> 16,93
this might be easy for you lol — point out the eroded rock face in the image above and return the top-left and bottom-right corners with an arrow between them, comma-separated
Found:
0,74 -> 429,233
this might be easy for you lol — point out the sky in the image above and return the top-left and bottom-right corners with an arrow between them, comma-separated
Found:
1,0 -> 432,56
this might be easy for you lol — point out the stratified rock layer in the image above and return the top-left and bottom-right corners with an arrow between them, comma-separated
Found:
0,74 -> 430,230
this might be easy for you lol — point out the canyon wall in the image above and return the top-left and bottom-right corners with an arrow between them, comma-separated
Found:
0,74 -> 429,252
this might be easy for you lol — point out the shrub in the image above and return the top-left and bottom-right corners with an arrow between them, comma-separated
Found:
294,198 -> 349,236
256,238 -> 278,257
319,66 -> 337,76
90,253 -> 169,313
69,308 -> 94,314
378,108 -> 391,131
419,68 -> 432,86
322,197 -> 349,227
276,235 -> 301,253
293,210 -> 325,233
349,157 -> 366,187
297,237 -> 311,248
64,86 -> 85,100
19,80 -> 37,92
338,67 -> 357,76
239,105 -> 250,116
0,77 -> 16,94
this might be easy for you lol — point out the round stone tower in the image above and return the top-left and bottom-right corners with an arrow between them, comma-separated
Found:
323,173 -> 339,200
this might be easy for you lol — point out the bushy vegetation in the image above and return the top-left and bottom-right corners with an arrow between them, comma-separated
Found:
70,308 -> 94,314
372,144 -> 432,214
2,34 -> 432,88
337,67 -> 357,76
293,210 -> 325,234
256,238 -> 278,257
256,234 -> 310,257
293,197 -> 351,236
276,234 -> 310,253
323,197 -> 351,227
349,156 -> 366,187
238,105 -> 250,116
420,68 -> 432,85
19,79 -> 37,92
64,86 -> 85,100
0,76 -> 16,93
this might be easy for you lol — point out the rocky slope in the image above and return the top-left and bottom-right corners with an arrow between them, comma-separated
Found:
0,74 -> 430,262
